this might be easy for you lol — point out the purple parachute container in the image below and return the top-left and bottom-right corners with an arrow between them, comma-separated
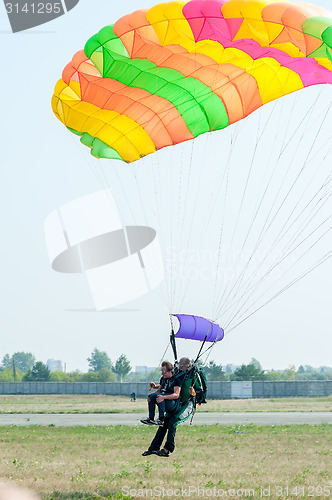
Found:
173,314 -> 224,342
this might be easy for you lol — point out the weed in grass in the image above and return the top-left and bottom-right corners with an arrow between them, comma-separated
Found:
318,469 -> 330,479
70,466 -> 85,483
143,461 -> 153,474
114,470 -> 130,478
173,462 -> 183,474
12,458 -> 23,467
254,485 -> 261,495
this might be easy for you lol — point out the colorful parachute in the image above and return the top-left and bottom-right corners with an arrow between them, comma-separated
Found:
52,0 -> 332,163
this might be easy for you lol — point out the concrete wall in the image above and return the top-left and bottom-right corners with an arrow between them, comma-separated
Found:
252,380 -> 332,398
0,381 -> 331,398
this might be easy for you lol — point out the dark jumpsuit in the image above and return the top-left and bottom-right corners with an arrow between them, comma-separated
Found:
147,375 -> 183,453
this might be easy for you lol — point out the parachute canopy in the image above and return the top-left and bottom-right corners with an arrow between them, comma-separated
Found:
52,0 -> 332,163
173,314 -> 224,342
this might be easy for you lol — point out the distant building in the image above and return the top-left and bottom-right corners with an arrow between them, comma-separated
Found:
225,364 -> 240,373
46,359 -> 63,372
135,366 -> 157,374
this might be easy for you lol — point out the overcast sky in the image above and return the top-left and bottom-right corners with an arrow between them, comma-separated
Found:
1,0 -> 331,372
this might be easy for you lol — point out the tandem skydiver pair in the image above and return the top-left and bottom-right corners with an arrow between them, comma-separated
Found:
141,357 -> 195,457
140,360 -> 185,426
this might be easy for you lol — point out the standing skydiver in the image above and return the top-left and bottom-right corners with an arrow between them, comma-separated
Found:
142,357 -> 194,457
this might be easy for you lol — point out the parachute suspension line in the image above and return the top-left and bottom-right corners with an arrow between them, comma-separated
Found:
194,335 -> 208,364
124,50 -> 171,314
220,182 -> 332,325
278,90 -> 321,158
170,140 -> 175,313
261,107 -> 332,251
151,149 -> 173,311
129,161 -> 171,312
230,109 -> 263,247
213,90 -> 329,324
218,133 -> 332,326
171,47 -> 217,308
68,131 -> 111,195
193,337 -> 219,366
212,101 -> 278,320
68,131 -> 136,236
212,81 -> 323,322
172,141 -> 187,312
212,96 -> 289,316
67,134 -> 158,287
112,167 -> 140,225
226,248 -> 332,334
170,313 -> 174,331
66,112 -> 172,313
153,151 -> 170,307
158,341 -> 171,368
173,139 -> 196,311
220,201 -> 332,331
223,215 -> 332,331
176,124 -> 243,314
202,341 -> 218,366
239,90 -> 324,256
211,133 -> 233,319
176,136 -> 210,312
220,146 -> 331,326
68,122 -> 139,233
221,100 -> 332,323
181,121 -> 244,307
110,163 -> 162,271
131,167 -> 150,227
263,158 -> 332,264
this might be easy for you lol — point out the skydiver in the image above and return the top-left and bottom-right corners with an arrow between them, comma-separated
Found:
140,361 -> 182,426
142,357 -> 194,457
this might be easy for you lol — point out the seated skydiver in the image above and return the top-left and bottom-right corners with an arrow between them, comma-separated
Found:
140,361 -> 181,425
142,357 -> 194,457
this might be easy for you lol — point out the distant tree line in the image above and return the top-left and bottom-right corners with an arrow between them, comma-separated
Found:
0,349 -> 131,382
0,351 -> 331,382
201,359 -> 332,382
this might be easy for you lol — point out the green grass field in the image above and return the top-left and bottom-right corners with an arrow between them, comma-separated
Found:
0,397 -> 331,499
0,425 -> 331,499
0,395 -> 331,414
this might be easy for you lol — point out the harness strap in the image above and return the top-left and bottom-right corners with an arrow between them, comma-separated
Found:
170,329 -> 178,364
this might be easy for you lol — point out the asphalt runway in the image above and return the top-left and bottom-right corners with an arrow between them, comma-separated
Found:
0,412 -> 330,426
